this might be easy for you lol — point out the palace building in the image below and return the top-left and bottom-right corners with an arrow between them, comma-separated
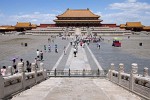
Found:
0,22 -> 37,33
54,8 -> 102,27
125,22 -> 143,31
0,26 -> 16,32
119,22 -> 150,32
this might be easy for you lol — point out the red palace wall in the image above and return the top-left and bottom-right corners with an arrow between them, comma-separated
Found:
40,24 -> 56,28
39,23 -> 117,28
100,24 -> 117,27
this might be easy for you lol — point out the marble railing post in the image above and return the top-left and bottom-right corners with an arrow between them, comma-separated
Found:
32,63 -> 37,83
130,63 -> 138,91
7,66 -> 13,76
109,63 -> 115,81
40,62 -> 46,79
40,62 -> 44,72
143,67 -> 149,77
18,63 -> 24,73
118,63 -> 124,84
18,63 -> 25,89
0,70 -> 4,99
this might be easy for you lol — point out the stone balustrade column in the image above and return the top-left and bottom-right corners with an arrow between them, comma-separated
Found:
40,62 -> 44,71
130,63 -> 138,91
0,70 -> 4,99
7,66 -> 13,76
118,63 -> 124,84
31,63 -> 36,71
18,63 -> 24,73
17,62 -> 26,89
143,67 -> 149,77
109,63 -> 115,81
32,63 -> 37,83
40,62 -> 46,79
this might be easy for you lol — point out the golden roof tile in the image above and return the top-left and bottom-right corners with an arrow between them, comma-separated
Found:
15,22 -> 31,27
0,26 -> 15,30
120,24 -> 126,28
126,22 -> 143,27
57,9 -> 100,18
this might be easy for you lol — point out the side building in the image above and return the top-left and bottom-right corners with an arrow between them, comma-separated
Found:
125,22 -> 143,31
0,22 -> 37,34
120,22 -> 150,32
0,26 -> 16,33
15,22 -> 37,31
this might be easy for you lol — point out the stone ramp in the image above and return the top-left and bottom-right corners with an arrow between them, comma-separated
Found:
12,78 -> 141,100
64,44 -> 91,70
93,79 -> 141,100
11,78 -> 63,100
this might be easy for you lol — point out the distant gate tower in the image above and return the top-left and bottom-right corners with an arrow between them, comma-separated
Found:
54,8 -> 103,27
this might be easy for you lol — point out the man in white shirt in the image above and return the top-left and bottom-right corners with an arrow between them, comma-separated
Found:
36,49 -> 40,59
73,48 -> 77,57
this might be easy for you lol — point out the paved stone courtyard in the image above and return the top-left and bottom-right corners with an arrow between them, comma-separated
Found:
0,34 -> 150,74
0,35 -> 150,74
1,34 -> 150,100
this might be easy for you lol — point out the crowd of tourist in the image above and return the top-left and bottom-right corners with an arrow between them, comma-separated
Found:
0,35 -> 72,77
36,49 -> 43,61
0,58 -> 33,77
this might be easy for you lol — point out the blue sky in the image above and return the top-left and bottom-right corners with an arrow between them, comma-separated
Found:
0,0 -> 150,25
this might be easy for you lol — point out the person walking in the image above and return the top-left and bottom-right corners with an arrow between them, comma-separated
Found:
26,60 -> 31,72
12,59 -> 17,73
34,58 -> 38,68
55,44 -> 58,53
80,41 -> 83,46
20,58 -> 25,71
98,42 -> 101,49
20,58 -> 24,65
1,66 -> 7,76
48,38 -> 51,43
63,46 -> 66,55
44,45 -> 46,52
73,48 -> 77,57
36,49 -> 40,60
97,42 -> 99,48
48,45 -> 51,52
87,41 -> 90,45
40,51 -> 43,61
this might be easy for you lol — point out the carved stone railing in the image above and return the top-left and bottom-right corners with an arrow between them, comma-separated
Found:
108,63 -> 150,99
0,62 -> 47,99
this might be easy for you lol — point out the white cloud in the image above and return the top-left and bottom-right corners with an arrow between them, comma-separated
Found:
109,1 -> 150,11
128,0 -> 137,3
95,12 -> 102,16
145,11 -> 150,15
0,12 -> 57,25
34,12 -> 40,14
51,9 -> 62,13
100,0 -> 150,25
31,19 -> 37,22
101,12 -> 141,24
